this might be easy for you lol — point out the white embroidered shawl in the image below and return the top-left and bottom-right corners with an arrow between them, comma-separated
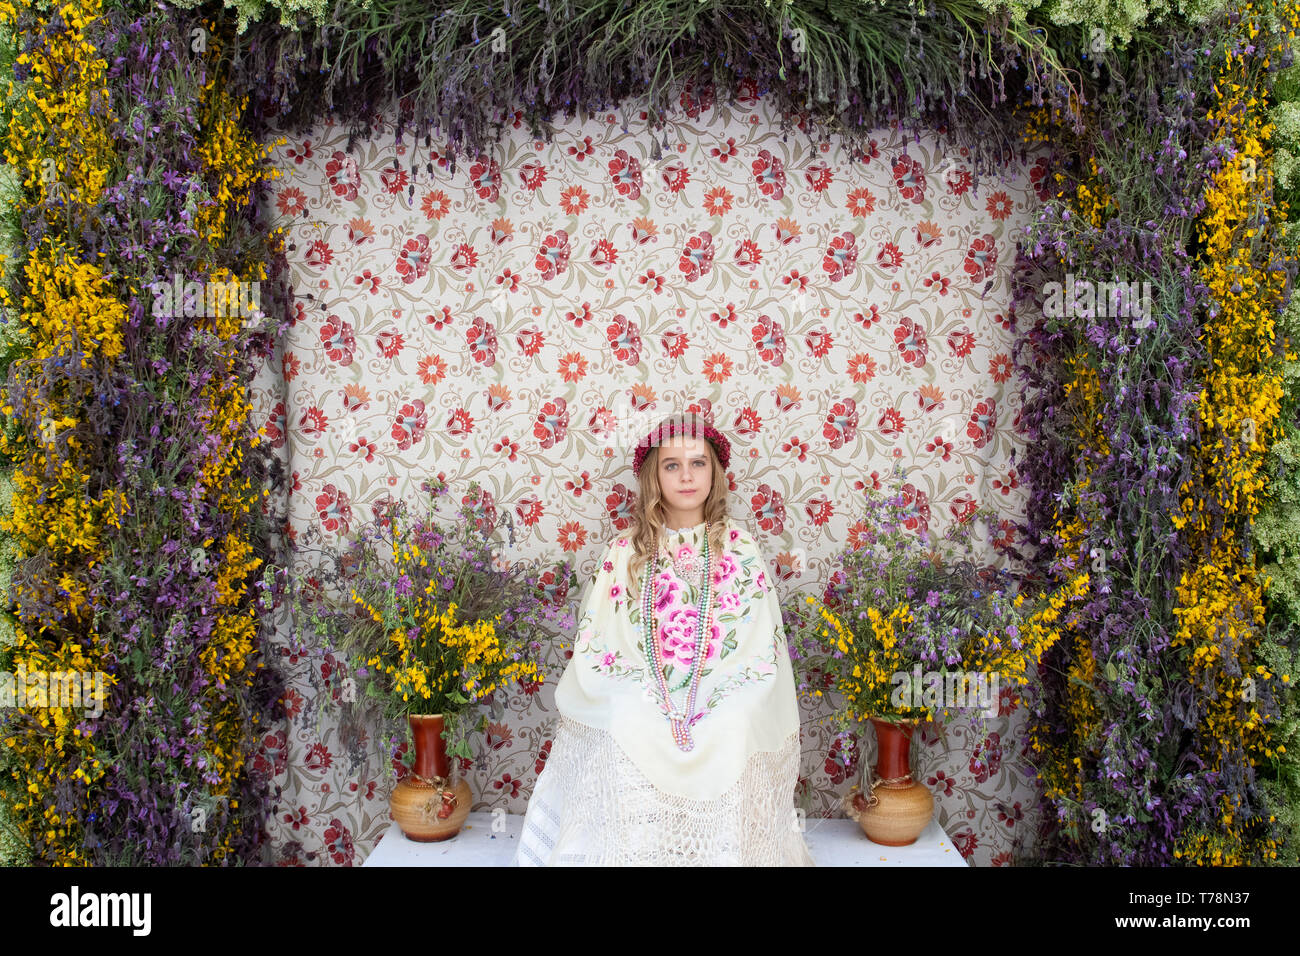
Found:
515,518 -> 814,865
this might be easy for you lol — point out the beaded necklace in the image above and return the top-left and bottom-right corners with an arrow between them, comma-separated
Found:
640,521 -> 714,752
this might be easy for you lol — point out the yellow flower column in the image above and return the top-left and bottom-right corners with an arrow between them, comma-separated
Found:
183,22 -> 286,863
1171,0 -> 1297,866
0,0 -> 123,865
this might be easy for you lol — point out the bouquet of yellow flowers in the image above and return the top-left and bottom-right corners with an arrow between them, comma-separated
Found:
290,478 -> 575,760
785,473 -> 1087,735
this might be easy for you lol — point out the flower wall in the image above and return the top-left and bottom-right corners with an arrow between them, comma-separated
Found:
1011,1 -> 1300,866
1,0 -> 1296,869
0,2 -> 288,865
253,90 -> 1050,866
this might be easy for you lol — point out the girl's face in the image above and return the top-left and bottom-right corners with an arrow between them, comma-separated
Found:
656,435 -> 712,521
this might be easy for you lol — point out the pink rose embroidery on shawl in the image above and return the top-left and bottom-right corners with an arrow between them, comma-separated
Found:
658,607 -> 724,667
598,652 -> 617,670
609,583 -> 624,600
651,568 -> 683,613
717,589 -> 741,613
728,528 -> 740,542
674,543 -> 694,563
711,553 -> 739,588
754,570 -> 767,592
603,559 -> 614,571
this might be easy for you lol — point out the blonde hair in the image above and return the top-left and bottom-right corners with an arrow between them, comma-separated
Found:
626,426 -> 730,599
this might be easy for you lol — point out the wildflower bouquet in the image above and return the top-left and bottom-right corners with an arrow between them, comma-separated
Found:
289,477 -> 574,761
785,472 -> 1081,739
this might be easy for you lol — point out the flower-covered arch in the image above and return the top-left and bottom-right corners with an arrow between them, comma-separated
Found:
0,0 -> 1297,868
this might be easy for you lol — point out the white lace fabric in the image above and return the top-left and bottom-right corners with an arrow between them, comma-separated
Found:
513,715 -> 816,866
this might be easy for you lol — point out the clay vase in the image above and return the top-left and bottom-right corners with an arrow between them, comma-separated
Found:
389,714 -> 472,842
843,718 -> 934,847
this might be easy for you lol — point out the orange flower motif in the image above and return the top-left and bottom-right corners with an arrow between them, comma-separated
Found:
846,353 -> 877,384
341,383 -> 371,412
702,352 -> 734,383
985,191 -> 1014,221
704,186 -> 734,216
558,351 -> 589,382
486,384 -> 512,412
557,521 -> 588,552
629,382 -> 657,409
630,216 -> 658,244
914,221 -> 942,247
846,187 -> 876,218
774,383 -> 802,412
347,217 -> 374,244
418,354 -> 448,386
989,353 -> 1014,384
774,217 -> 801,244
560,185 -> 590,215
421,190 -> 451,220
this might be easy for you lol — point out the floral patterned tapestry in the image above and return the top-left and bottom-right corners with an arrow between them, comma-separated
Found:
250,83 -> 1054,866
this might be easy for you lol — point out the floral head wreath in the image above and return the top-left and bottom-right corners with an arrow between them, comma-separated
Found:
632,415 -> 732,475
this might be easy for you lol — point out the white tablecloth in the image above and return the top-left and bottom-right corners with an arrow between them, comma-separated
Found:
361,813 -> 968,866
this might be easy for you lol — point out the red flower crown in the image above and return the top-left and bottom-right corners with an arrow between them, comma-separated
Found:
632,416 -> 731,474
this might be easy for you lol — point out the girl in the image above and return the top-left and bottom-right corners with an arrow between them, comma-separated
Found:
513,413 -> 815,865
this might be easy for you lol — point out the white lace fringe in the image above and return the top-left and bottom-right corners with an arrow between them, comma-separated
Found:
513,715 -> 816,866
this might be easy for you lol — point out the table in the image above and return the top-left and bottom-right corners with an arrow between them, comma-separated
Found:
361,813 -> 969,866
